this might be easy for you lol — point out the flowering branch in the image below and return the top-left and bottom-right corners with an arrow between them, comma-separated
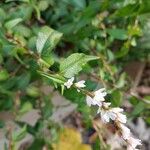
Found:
9,31 -> 141,149
64,77 -> 142,150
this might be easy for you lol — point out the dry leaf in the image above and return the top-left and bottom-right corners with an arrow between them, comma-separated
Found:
53,128 -> 91,150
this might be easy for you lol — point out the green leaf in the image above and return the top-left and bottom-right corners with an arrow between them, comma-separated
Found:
12,125 -> 27,142
111,90 -> 122,107
145,117 -> 150,125
114,3 -> 140,17
128,25 -> 142,37
5,18 -> 23,29
36,26 -> 63,56
38,0 -> 49,11
26,86 -> 40,98
0,8 -> 6,22
42,96 -> 53,119
70,0 -> 86,9
129,96 -> 139,105
0,120 -> 5,128
16,73 -> 31,90
19,102 -> 33,115
144,96 -> 150,101
0,69 -> 9,81
115,41 -> 130,58
107,28 -> 128,40
13,25 -> 31,38
38,56 -> 54,68
38,71 -> 65,84
0,54 -> 3,64
116,73 -> 126,88
60,53 -> 99,78
5,0 -> 29,2
131,102 -> 145,116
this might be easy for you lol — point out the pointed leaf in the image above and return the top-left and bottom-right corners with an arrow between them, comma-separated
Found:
60,53 -> 99,78
36,26 -> 63,56
107,28 -> 128,40
38,71 -> 65,84
5,18 -> 23,29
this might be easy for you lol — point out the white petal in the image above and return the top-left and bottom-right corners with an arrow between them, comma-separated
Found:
86,95 -> 102,107
93,99 -> 103,107
64,77 -> 74,89
111,107 -> 124,113
117,113 -> 127,123
100,109 -> 117,123
127,145 -> 134,150
75,80 -> 86,88
95,88 -> 106,94
93,88 -> 107,102
64,82 -> 71,89
110,107 -> 126,123
103,114 -> 110,123
94,95 -> 105,102
101,110 -> 110,123
128,137 -> 142,149
120,123 -> 131,140
108,111 -> 117,121
127,145 -> 139,150
86,96 -> 93,107
94,88 -> 107,97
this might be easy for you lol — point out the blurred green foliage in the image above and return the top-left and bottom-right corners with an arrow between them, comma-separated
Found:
0,0 -> 150,149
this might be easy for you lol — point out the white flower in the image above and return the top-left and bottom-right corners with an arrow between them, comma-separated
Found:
100,109 -> 117,123
86,88 -> 106,107
119,123 -> 131,140
75,80 -> 86,92
127,136 -> 142,150
86,95 -> 103,107
75,80 -> 86,88
111,108 -> 124,113
94,88 -> 107,102
110,107 -> 127,123
64,77 -> 74,89
117,113 -> 127,123
86,96 -> 93,107
99,107 -> 126,123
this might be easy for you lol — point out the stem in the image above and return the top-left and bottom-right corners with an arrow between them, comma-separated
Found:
90,73 -> 107,88
75,85 -> 94,97
93,120 -> 108,150
14,54 -> 29,69
91,48 -> 115,83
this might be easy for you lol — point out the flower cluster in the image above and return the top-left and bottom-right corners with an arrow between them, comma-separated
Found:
64,77 -> 86,92
64,78 -> 142,150
87,89 -> 142,150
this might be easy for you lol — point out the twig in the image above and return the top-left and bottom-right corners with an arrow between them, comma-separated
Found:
92,120 -> 108,150
130,91 -> 150,104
